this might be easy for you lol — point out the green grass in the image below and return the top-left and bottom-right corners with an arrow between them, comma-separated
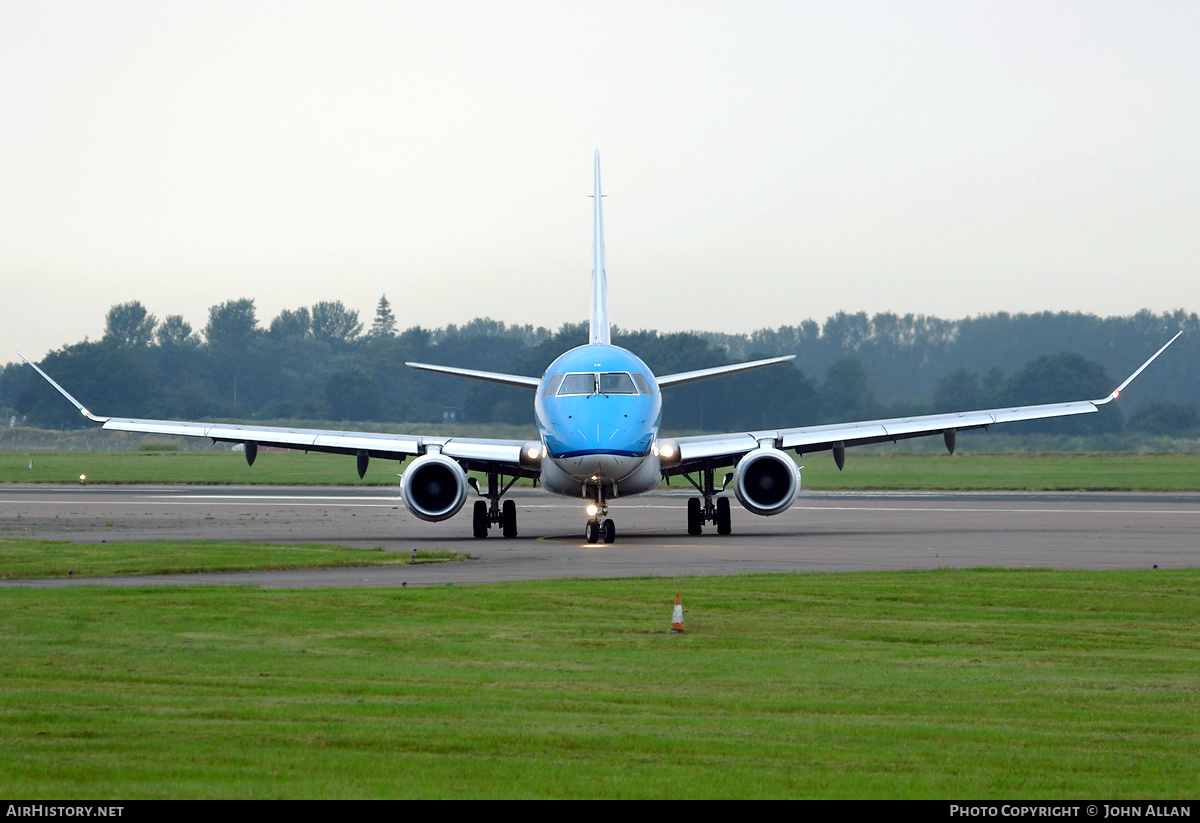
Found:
1,570 -> 1197,798
798,451 -> 1200,490
3,450 -> 409,485
0,539 -> 467,579
5,450 -> 1200,489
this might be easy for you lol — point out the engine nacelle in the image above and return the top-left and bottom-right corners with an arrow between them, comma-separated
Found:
400,453 -> 468,522
733,447 -> 801,516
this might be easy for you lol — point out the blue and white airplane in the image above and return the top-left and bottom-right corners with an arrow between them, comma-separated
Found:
22,153 -> 1181,543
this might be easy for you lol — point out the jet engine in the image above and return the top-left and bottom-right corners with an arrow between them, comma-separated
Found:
400,453 -> 468,522
733,447 -> 801,516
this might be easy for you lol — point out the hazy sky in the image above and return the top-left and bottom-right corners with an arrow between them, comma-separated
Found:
4,1 -> 1198,361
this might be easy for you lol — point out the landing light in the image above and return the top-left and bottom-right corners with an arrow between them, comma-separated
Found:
526,446 -> 540,460
586,504 -> 599,517
659,443 -> 675,459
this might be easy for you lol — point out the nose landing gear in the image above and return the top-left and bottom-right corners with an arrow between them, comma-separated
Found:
584,517 -> 615,544
584,486 -> 616,544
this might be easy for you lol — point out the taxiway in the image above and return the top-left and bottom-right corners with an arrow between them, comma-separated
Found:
1,485 -> 1197,588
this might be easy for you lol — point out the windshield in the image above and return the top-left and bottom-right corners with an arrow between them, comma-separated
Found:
557,373 -> 597,395
556,372 -> 643,396
599,373 -> 637,394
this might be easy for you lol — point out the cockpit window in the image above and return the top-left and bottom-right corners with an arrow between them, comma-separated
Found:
631,373 -> 652,395
543,374 -> 565,397
557,373 -> 597,395
599,372 -> 637,394
555,371 -> 644,396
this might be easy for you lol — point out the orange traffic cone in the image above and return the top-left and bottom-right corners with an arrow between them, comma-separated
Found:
670,593 -> 684,633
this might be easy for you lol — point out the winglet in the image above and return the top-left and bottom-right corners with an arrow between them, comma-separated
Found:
1094,330 -> 1182,405
590,150 -> 610,345
17,352 -> 110,423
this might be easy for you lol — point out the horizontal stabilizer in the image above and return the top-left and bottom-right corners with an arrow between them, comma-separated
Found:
657,355 -> 796,389
405,362 -> 540,389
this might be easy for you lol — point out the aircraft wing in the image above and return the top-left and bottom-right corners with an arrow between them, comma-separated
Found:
18,353 -> 540,478
658,332 -> 1182,474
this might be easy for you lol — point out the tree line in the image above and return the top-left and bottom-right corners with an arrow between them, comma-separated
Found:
2,298 -> 1196,436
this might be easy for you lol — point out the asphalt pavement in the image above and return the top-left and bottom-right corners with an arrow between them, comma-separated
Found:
2,485 -> 1197,587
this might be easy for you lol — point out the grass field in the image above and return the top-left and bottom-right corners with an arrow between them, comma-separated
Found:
5,449 -> 1199,490
2,449 -> 1196,797
1,569 -> 1196,798
800,451 -> 1200,490
0,539 -> 465,579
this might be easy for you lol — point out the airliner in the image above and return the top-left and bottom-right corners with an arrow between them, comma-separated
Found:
21,153 -> 1180,543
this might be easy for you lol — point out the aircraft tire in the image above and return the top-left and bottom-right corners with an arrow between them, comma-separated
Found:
717,497 -> 732,535
472,501 -> 488,539
585,520 -> 600,544
602,518 -> 615,543
502,499 -> 518,538
687,497 -> 702,535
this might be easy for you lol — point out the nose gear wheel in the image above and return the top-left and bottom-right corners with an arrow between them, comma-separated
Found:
583,483 -> 616,544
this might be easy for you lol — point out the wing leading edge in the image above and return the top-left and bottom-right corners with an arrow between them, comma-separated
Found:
17,352 -> 539,476
658,331 -> 1182,473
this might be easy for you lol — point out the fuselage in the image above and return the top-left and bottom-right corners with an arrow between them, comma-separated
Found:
534,343 -> 663,499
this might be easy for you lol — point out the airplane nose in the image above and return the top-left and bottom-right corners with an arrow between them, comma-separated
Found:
571,453 -> 640,482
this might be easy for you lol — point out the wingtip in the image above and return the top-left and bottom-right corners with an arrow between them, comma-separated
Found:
1094,331 -> 1182,405
18,351 -> 111,423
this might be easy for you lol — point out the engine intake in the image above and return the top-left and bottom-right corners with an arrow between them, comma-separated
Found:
733,447 -> 800,516
400,453 -> 468,522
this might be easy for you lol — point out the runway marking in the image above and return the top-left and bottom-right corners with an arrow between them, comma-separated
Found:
149,494 -> 403,501
0,498 -> 404,509
797,505 -> 1200,515
3,497 -> 1195,517
2,497 -> 1197,517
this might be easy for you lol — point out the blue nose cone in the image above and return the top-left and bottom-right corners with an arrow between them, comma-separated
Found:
543,395 -> 655,457
535,342 -> 662,458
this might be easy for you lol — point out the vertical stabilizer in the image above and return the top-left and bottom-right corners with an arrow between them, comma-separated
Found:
590,150 -> 610,345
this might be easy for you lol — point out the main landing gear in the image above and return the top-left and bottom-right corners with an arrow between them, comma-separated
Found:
681,463 -> 732,536
583,485 -> 616,544
470,471 -> 519,539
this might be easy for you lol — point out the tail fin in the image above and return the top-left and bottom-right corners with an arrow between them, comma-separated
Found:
590,150 -> 610,345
